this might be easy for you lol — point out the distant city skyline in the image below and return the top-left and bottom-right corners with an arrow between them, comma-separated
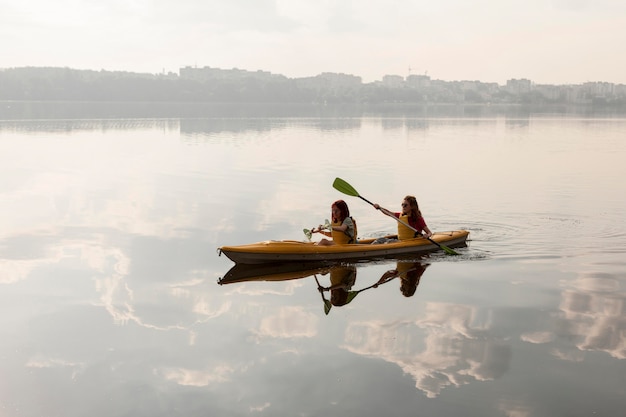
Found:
3,64 -> 624,89
176,64 -> 625,87
2,1 -> 625,85
3,66 -> 624,106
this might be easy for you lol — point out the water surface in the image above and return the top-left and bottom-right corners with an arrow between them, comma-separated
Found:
1,103 -> 625,417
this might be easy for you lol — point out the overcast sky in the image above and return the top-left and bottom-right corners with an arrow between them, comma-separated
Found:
2,0 -> 624,85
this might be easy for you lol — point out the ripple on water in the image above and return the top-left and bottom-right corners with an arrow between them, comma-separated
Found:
459,219 -> 521,258
459,212 -> 626,261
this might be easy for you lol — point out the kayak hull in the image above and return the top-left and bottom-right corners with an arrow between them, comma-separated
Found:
218,230 -> 469,264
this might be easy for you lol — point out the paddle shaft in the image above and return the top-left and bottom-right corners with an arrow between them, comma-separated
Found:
314,275 -> 332,314
362,196 -> 455,253
346,266 -> 419,300
364,266 -> 418,291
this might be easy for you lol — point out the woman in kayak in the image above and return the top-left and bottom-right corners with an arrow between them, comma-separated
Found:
313,199 -> 357,246
373,195 -> 432,240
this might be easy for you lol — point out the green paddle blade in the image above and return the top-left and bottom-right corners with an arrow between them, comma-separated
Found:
314,275 -> 332,315
333,177 -> 360,197
304,220 -> 331,241
323,299 -> 332,315
345,291 -> 359,305
441,245 -> 459,256
426,235 -> 460,255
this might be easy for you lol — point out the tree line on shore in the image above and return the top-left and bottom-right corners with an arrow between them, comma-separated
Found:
1,66 -> 624,106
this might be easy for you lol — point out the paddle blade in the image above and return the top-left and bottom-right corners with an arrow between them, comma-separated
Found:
323,300 -> 332,315
440,244 -> 460,256
314,274 -> 332,315
345,291 -> 359,305
425,235 -> 460,256
332,177 -> 360,197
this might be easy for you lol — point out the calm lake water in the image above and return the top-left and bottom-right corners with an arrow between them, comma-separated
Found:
1,102 -> 625,417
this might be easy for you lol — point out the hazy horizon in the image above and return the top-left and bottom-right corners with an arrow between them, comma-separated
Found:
3,64 -> 625,88
2,0 -> 625,85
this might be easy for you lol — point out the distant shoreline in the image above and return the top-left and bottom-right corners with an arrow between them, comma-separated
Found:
2,67 -> 625,108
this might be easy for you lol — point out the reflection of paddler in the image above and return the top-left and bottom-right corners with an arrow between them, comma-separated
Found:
319,265 -> 357,306
398,262 -> 429,297
378,261 -> 430,297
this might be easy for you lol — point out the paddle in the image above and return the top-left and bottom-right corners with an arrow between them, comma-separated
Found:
332,177 -> 459,255
343,266 -> 417,304
303,219 -> 332,241
314,275 -> 332,315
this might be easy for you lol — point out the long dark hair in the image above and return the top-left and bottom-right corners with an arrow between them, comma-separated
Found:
332,200 -> 350,223
400,263 -> 429,297
404,195 -> 422,223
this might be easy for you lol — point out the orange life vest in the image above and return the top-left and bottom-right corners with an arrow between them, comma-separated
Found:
331,217 -> 357,244
397,215 -> 418,240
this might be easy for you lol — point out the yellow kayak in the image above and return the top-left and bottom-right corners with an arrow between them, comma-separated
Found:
218,230 -> 469,264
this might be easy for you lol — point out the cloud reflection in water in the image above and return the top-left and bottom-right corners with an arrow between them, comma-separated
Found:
342,302 -> 511,398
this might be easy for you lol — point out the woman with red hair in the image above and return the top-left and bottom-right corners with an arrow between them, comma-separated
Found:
314,199 -> 357,246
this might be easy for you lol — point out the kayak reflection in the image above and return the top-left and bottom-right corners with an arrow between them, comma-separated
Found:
218,261 -> 332,285
219,260 -> 430,314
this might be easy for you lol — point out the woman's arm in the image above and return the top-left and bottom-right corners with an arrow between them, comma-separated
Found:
314,227 -> 332,236
373,203 -> 397,218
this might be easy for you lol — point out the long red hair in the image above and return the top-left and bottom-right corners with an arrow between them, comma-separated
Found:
332,200 -> 350,223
